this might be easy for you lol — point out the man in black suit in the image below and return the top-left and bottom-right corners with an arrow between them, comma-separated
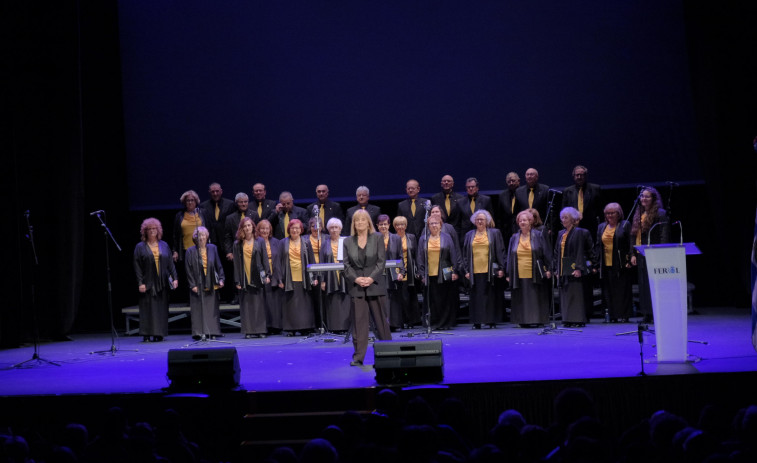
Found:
396,179 -> 426,237
223,192 -> 258,260
457,177 -> 493,244
251,183 -> 277,224
430,174 -> 464,239
200,182 -> 236,248
307,184 -> 344,227
561,165 -> 602,236
515,168 -> 556,238
270,191 -> 309,239
497,171 -> 520,247
344,186 -> 381,234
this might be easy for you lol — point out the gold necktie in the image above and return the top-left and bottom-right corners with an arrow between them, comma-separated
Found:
214,203 -> 219,220
445,194 -> 451,216
528,188 -> 534,208
257,202 -> 262,218
411,199 -> 416,216
511,195 -> 515,214
578,188 -> 584,213
470,197 -> 475,214
319,204 -> 325,223
284,212 -> 290,237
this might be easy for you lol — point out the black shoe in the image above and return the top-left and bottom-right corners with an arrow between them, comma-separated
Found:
152,336 -> 163,342
142,336 -> 151,343
488,323 -> 497,329
473,324 -> 481,330
350,360 -> 363,366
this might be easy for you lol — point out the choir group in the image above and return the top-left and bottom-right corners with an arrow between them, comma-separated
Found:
133,167 -> 670,365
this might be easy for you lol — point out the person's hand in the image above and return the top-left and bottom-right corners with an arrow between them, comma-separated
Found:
173,252 -> 178,262
312,279 -> 319,286
275,203 -> 283,212
465,273 -> 470,280
505,277 -> 510,283
236,284 -> 242,290
631,255 -> 637,266
172,280 -> 179,290
192,286 -> 199,294
138,284 -> 146,293
278,282 -> 284,289
218,281 -> 224,288
226,253 -> 233,261
497,270 -> 504,278
545,271 -> 552,279
451,273 -> 458,281
321,282 -> 326,291
572,269 -> 582,278
265,277 -> 271,284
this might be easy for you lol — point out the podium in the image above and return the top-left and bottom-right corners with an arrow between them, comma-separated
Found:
634,243 -> 701,362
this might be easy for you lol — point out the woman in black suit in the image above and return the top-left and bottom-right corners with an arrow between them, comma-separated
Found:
185,226 -> 224,339
172,190 -> 214,264
377,214 -> 405,331
392,215 -> 421,328
417,215 -> 462,330
233,217 -> 270,338
630,187 -> 670,322
320,218 -> 350,333
462,210 -> 506,329
596,203 -> 632,322
506,210 -> 552,327
133,218 -> 178,342
343,209 -> 392,366
257,219 -> 283,335
278,219 -> 317,336
553,207 -> 594,327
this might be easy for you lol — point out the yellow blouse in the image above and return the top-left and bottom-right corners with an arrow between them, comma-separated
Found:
517,234 -> 532,279
289,240 -> 302,282
243,240 -> 254,283
428,236 -> 441,277
309,235 -> 320,263
472,232 -> 489,274
602,225 -> 616,267
149,242 -> 160,273
181,212 -> 203,252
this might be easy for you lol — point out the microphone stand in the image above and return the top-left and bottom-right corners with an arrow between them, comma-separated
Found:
423,204 -> 432,336
14,211 -> 60,367
306,211 -> 339,343
90,211 -> 136,355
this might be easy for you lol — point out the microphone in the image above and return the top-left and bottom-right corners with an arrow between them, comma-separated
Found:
647,221 -> 663,246
673,221 -> 683,245
423,200 -> 432,211
667,181 -> 680,187
24,210 -> 30,217
637,323 -> 645,344
548,189 -> 562,194
89,210 -> 104,216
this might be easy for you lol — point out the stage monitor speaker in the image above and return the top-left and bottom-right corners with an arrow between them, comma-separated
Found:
167,347 -> 240,390
373,339 -> 443,385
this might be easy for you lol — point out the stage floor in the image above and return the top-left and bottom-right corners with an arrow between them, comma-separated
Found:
1,307 -> 755,397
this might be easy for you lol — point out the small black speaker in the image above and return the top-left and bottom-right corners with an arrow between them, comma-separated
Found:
167,347 -> 241,390
373,339 -> 443,385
